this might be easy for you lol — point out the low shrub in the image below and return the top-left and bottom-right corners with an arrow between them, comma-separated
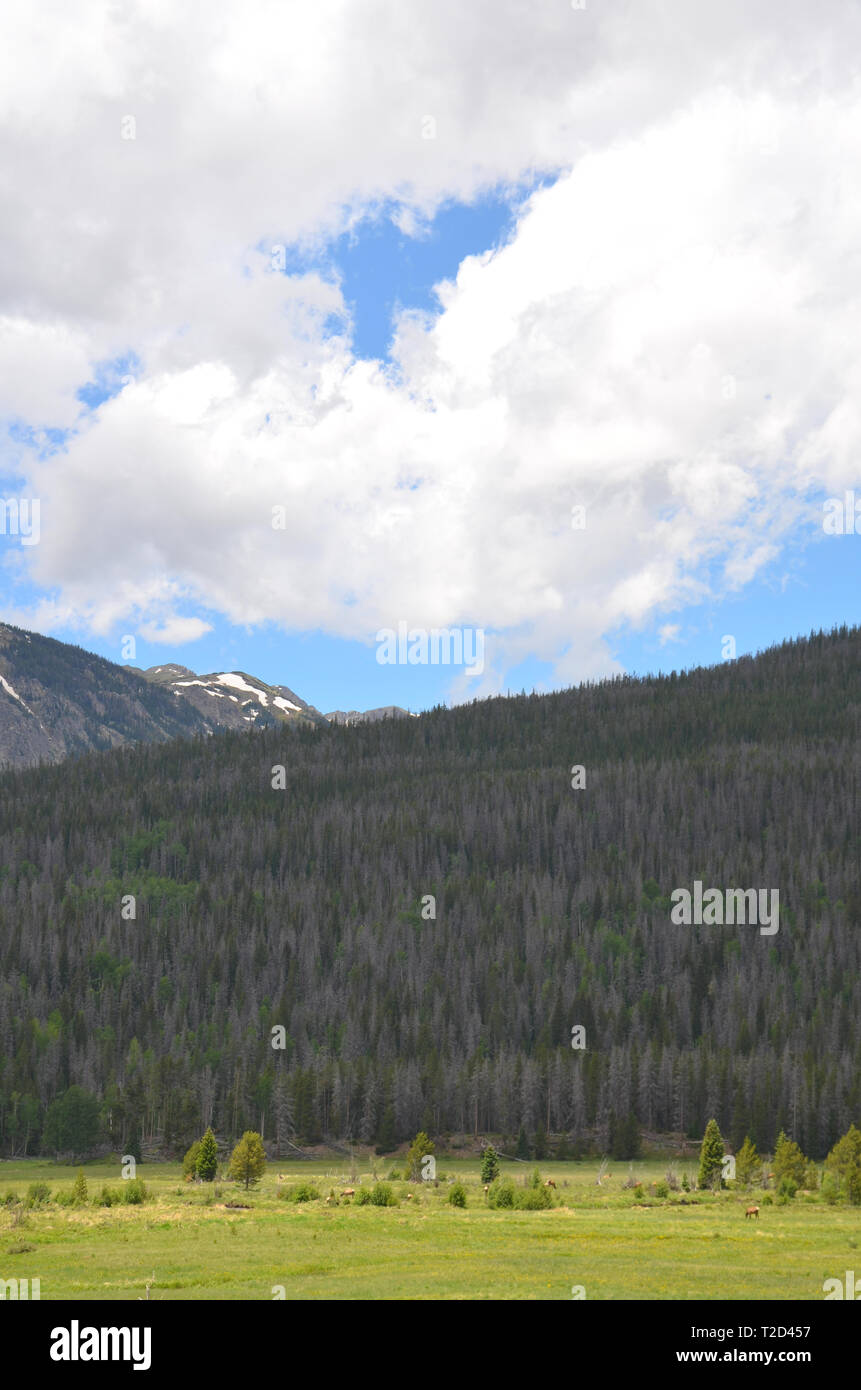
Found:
25,1182 -> 51,1208
286,1182 -> 320,1203
370,1182 -> 398,1207
122,1179 -> 147,1205
655,1180 -> 670,1199
487,1178 -> 515,1209
353,1187 -> 373,1205
448,1182 -> 467,1207
182,1140 -> 201,1179
514,1184 -> 552,1210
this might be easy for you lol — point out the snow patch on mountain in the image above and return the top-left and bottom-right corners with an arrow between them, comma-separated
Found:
214,673 -> 266,698
0,673 -> 36,717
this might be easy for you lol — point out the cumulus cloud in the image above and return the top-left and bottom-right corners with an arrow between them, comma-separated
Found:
138,615 -> 213,645
2,0 -> 860,690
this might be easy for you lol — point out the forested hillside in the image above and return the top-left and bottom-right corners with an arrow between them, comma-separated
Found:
0,625 -> 858,1160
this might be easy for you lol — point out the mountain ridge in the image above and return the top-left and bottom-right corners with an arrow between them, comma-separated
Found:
325,705 -> 415,726
0,621 -> 415,768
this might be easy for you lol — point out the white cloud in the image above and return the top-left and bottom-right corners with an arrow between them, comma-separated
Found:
138,615 -> 213,645
2,1 -> 861,689
0,319 -> 93,428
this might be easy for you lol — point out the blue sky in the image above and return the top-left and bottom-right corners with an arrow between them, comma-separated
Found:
288,191 -> 546,363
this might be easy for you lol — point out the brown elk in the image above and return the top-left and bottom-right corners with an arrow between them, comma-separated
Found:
340,1188 -> 355,1198
745,1205 -> 760,1219
545,1178 -> 557,1189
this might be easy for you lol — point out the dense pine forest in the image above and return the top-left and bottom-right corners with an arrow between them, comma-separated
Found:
0,625 -> 859,1161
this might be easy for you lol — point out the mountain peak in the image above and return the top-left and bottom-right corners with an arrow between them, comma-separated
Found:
138,665 -> 327,730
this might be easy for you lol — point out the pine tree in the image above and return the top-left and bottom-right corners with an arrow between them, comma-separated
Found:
824,1123 -> 861,1180
196,1127 -> 218,1182
375,1104 -> 396,1155
126,1126 -> 142,1165
735,1135 -> 761,1189
698,1118 -> 725,1190
405,1131 -> 435,1182
624,1112 -> 641,1160
610,1111 -> 641,1160
773,1130 -> 807,1187
228,1131 -> 267,1189
182,1140 -> 201,1179
273,1074 -> 295,1157
515,1126 -> 529,1160
480,1145 -> 500,1183
73,1168 -> 88,1204
824,1123 -> 861,1200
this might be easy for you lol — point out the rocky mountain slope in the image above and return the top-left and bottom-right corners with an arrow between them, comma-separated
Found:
0,624 -> 326,769
135,663 -> 327,732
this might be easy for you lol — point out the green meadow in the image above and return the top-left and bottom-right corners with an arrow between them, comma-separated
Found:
1,1156 -> 858,1301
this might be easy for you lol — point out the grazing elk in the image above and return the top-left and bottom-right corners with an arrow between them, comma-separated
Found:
745,1205 -> 760,1219
545,1178 -> 557,1189
340,1188 -> 355,1198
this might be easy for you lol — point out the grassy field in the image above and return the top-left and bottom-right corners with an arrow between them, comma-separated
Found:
1,1155 -> 858,1300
